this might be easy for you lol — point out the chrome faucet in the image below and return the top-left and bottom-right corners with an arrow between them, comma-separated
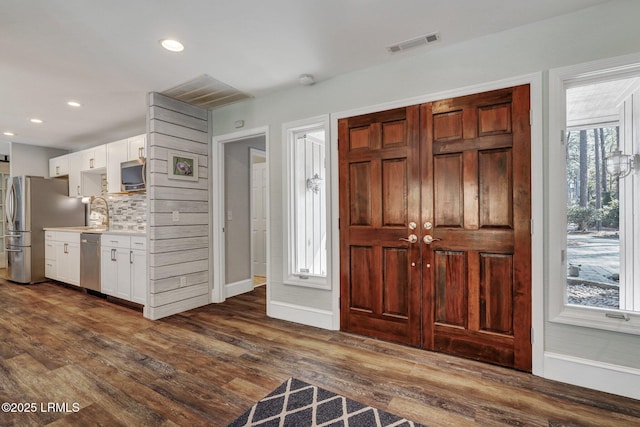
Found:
88,196 -> 109,228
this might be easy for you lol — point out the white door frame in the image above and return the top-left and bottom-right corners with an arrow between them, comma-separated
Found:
211,126 -> 269,303
250,148 -> 267,280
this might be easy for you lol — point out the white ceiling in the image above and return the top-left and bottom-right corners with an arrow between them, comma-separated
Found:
1,0 -> 610,150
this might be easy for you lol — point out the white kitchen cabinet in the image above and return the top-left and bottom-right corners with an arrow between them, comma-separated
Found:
100,233 -> 147,305
49,154 -> 70,178
66,151 -> 102,198
45,231 -> 81,286
128,134 -> 146,160
80,145 -> 106,171
67,152 -> 82,197
106,139 -> 128,193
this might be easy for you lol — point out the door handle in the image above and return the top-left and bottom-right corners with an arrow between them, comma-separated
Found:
399,234 -> 418,243
111,248 -> 116,261
90,158 -> 94,168
64,243 -> 68,254
6,248 -> 22,253
423,235 -> 442,244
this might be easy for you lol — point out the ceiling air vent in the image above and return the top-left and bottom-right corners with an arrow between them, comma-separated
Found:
161,74 -> 252,110
387,32 -> 440,53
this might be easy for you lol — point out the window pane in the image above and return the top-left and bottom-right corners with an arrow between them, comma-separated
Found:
293,128 -> 326,277
564,77 -> 640,310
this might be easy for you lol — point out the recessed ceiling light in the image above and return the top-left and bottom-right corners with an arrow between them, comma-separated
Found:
30,118 -> 43,124
67,101 -> 82,107
3,131 -> 15,136
160,39 -> 184,52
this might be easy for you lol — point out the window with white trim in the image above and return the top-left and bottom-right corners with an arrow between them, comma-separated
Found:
549,56 -> 640,333
283,116 -> 330,289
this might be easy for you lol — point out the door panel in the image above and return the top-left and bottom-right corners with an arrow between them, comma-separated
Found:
339,106 -> 421,346
422,85 -> 531,371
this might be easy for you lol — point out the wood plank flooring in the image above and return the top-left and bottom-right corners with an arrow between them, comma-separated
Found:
1,279 -> 640,426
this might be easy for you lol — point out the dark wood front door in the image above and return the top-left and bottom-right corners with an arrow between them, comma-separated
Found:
338,106 -> 422,346
339,85 -> 532,371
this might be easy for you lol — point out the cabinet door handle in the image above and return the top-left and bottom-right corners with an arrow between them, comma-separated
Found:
111,248 -> 116,261
64,243 -> 68,254
56,165 -> 60,175
90,158 -> 94,168
139,146 -> 144,158
77,185 -> 80,196
130,250 -> 133,264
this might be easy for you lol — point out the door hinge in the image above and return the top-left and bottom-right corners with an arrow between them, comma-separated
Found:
529,110 -> 532,126
530,219 -> 533,235
531,327 -> 534,344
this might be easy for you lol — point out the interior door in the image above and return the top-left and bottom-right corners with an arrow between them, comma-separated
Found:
339,85 -> 532,371
252,160 -> 267,277
339,106 -> 422,345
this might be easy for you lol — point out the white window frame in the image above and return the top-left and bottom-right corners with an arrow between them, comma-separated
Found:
549,53 -> 640,334
283,115 -> 331,289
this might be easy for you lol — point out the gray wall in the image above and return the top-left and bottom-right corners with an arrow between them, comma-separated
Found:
10,142 -> 67,177
224,136 -> 266,284
210,0 -> 640,372
146,93 -> 210,320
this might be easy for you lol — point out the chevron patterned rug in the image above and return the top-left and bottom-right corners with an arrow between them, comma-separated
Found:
228,377 -> 424,427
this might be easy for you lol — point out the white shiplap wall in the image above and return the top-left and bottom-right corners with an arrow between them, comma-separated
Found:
146,93 -> 210,320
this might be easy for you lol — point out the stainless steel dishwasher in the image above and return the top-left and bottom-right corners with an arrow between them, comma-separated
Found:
80,232 -> 101,291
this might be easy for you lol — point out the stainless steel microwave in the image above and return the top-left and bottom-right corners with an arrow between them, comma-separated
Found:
121,158 -> 146,192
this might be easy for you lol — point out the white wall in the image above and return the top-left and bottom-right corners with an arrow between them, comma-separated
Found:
10,142 -> 67,177
210,0 -> 640,397
0,142 -> 10,156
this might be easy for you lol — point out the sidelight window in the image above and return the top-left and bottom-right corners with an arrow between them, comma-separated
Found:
549,55 -> 640,333
283,116 -> 330,289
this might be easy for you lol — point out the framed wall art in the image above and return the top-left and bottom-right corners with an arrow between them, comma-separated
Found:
168,151 -> 198,181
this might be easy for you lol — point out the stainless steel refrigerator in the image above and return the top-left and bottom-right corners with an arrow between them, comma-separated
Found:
5,176 -> 85,283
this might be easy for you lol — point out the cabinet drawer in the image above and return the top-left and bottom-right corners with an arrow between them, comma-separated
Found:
130,236 -> 147,250
56,231 -> 80,244
45,242 -> 56,259
45,260 -> 56,278
101,234 -> 131,248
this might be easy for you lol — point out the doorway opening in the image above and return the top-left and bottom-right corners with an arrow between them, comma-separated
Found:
250,148 -> 267,287
212,127 -> 269,304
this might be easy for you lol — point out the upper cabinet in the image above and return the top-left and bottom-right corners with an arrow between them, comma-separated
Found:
128,134 -> 146,160
49,133 -> 147,197
80,145 -> 107,171
106,139 -> 129,194
49,154 -> 70,178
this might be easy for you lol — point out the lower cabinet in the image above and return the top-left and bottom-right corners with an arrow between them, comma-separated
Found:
101,234 -> 147,305
44,231 -> 80,286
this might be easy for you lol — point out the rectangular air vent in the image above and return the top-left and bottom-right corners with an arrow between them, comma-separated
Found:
161,74 -> 252,110
387,32 -> 440,53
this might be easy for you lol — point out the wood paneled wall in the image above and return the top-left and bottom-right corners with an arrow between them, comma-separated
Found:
146,93 -> 210,320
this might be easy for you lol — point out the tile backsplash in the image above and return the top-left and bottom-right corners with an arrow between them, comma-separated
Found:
87,175 -> 147,232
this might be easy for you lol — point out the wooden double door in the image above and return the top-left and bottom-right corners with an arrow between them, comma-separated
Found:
338,85 -> 532,371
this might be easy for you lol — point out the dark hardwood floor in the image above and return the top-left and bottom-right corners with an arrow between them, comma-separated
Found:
1,278 -> 639,426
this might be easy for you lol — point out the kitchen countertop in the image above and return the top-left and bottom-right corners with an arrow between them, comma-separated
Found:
43,226 -> 146,236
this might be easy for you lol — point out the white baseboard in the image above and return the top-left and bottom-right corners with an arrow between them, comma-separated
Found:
268,300 -> 337,330
544,352 -> 640,400
225,279 -> 253,298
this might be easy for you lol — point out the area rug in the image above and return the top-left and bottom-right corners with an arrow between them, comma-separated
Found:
228,377 -> 424,427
